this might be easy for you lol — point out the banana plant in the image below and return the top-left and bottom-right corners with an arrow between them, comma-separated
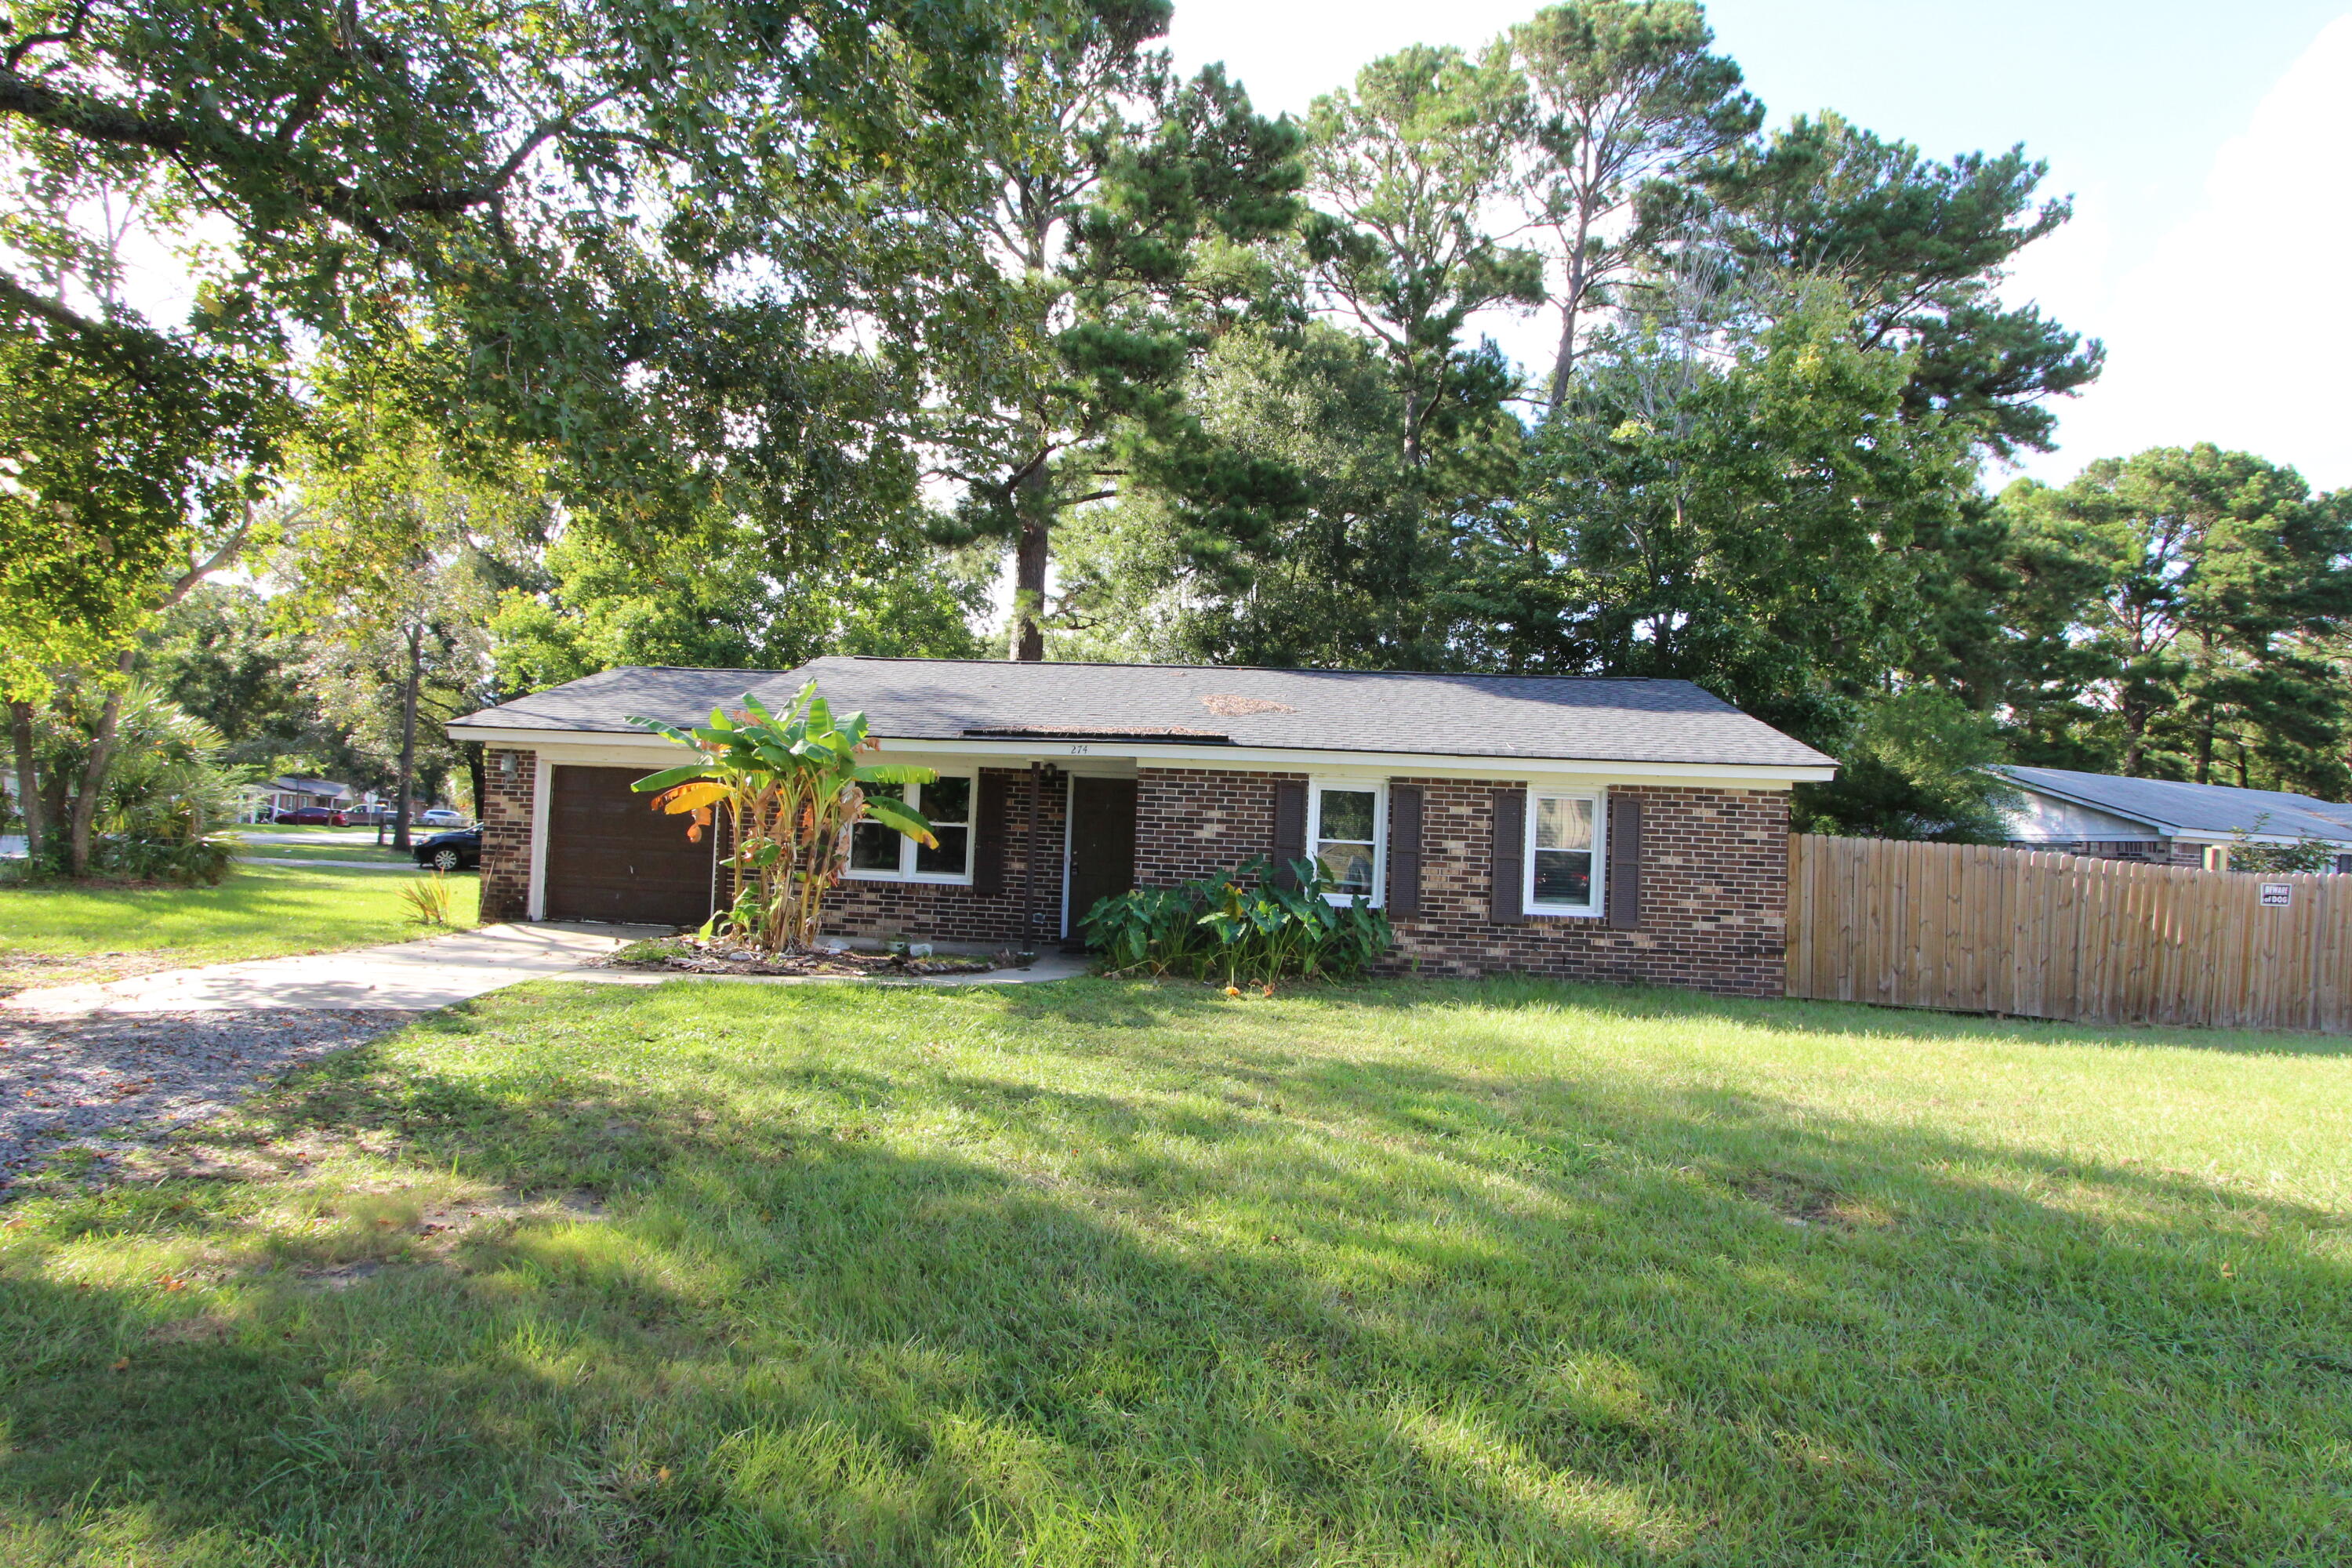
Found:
627,681 -> 937,953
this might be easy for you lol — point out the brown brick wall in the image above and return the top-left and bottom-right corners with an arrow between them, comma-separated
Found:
818,766 -> 1069,949
1129,766 -> 1788,998
478,747 -> 536,923
1132,766 -> 1308,884
1382,778 -> 1788,996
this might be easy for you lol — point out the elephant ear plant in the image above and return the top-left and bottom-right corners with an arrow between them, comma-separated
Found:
1082,856 -> 1394,987
627,682 -> 937,954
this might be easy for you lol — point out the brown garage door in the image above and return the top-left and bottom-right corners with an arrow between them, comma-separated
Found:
544,765 -> 716,927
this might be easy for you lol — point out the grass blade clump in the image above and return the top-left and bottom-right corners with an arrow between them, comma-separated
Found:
397,870 -> 454,926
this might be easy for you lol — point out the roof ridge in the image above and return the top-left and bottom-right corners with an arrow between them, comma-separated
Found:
825,655 -> 1682,682
593,657 -> 1690,684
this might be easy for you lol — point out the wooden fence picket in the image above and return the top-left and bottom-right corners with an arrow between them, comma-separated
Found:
1784,835 -> 2352,1034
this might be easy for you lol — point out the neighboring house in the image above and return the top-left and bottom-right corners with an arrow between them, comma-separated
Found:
245,777 -> 354,822
1991,764 -> 2352,873
346,794 -> 430,824
447,658 -> 1838,996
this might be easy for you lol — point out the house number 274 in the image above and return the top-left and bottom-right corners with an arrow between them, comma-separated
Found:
1067,744 -> 1091,755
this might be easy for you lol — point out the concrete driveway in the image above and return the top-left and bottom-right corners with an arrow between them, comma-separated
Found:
4,924 -> 668,1017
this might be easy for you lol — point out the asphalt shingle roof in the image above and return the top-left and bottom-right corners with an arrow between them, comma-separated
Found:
1993,764 -> 2352,842
452,657 -> 1835,769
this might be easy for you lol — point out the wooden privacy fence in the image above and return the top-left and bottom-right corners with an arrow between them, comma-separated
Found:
1785,834 -> 2352,1033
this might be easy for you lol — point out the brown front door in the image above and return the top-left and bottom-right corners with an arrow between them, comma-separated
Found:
543,765 -> 716,927
1064,775 -> 1138,942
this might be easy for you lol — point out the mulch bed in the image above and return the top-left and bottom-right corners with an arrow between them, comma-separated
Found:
598,937 -> 1009,978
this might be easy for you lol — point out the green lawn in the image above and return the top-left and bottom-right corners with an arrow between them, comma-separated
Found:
2,978 -> 2347,1566
0,864 -> 477,989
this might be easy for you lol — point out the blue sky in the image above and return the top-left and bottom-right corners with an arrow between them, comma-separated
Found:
1168,1 -> 2352,489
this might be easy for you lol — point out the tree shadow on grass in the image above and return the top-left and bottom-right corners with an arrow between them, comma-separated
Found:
1,992 -> 2347,1565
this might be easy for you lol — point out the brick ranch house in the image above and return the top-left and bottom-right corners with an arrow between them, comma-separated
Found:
447,657 -> 1836,997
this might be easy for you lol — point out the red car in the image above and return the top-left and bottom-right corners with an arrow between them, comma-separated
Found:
274,806 -> 347,826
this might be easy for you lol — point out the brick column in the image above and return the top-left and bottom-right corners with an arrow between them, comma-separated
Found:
479,748 -> 536,923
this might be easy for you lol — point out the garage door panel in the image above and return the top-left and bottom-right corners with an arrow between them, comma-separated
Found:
544,765 -> 714,926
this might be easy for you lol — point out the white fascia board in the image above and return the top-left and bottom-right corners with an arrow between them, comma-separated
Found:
448,724 -> 1833,788
2013,823 -> 2352,850
448,728 -> 682,760
873,737 -> 1831,786
2170,829 -> 2352,848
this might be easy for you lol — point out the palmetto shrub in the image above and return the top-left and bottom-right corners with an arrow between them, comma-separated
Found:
17,681 -> 245,884
1081,857 -> 1394,985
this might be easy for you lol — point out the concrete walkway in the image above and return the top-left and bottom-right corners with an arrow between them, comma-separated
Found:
238,856 -> 426,873
4,924 -> 666,1016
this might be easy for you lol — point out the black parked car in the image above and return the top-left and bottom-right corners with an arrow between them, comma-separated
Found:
412,828 -> 481,872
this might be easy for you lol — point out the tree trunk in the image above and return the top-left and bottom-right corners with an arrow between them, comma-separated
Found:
463,740 -> 486,822
8,699 -> 42,862
41,768 -> 68,848
2194,702 -> 2216,784
67,650 -> 138,877
391,620 -> 423,851
55,503 -> 256,877
1544,203 -> 1597,416
1007,463 -> 1051,662
1401,365 -> 1427,472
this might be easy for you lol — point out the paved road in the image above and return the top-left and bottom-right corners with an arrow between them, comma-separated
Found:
238,856 -> 434,873
237,829 -> 462,848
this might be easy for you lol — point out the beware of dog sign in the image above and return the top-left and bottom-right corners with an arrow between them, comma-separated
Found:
2259,883 -> 2292,907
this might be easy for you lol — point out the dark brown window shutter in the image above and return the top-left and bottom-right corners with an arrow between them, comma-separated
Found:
1385,782 -> 1424,917
1489,786 -> 1526,923
1606,794 -> 1642,929
1272,779 -> 1308,888
972,771 -> 1013,898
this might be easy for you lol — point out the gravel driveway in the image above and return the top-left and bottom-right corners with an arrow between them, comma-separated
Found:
2,1008 -> 409,1189
0,924 -> 659,1193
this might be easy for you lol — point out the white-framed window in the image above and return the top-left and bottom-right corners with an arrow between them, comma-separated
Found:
847,774 -> 974,884
1526,789 -> 1605,916
1309,780 -> 1384,906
